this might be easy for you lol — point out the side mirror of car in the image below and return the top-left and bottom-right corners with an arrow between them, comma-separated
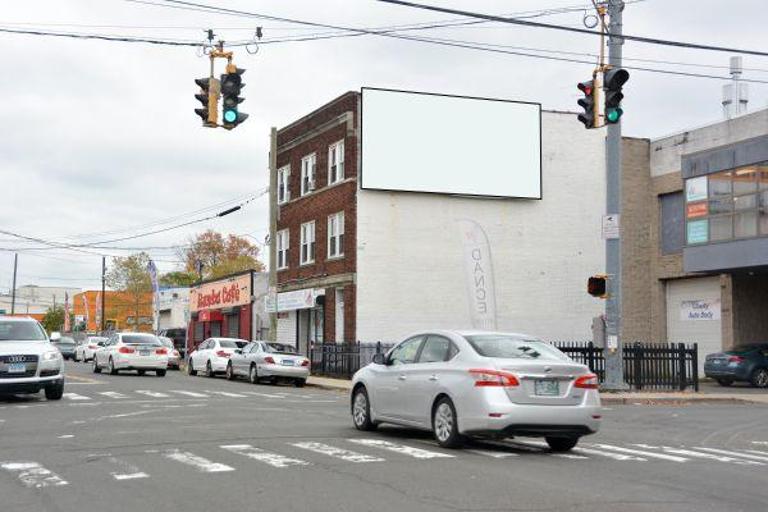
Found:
372,353 -> 386,365
50,332 -> 61,341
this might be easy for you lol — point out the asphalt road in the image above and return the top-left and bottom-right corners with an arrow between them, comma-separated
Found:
2,361 -> 768,512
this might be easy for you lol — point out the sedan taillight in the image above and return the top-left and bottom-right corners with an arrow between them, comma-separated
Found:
216,350 -> 230,358
728,356 -> 745,363
469,369 -> 520,387
574,374 -> 599,389
156,348 -> 168,355
118,347 -> 135,354
264,356 -> 275,364
300,359 -> 310,367
88,344 -> 97,349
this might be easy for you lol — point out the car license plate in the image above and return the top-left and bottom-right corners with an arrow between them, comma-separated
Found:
713,360 -> 722,365
7,363 -> 26,373
534,379 -> 559,396
140,350 -> 150,356
281,360 -> 293,366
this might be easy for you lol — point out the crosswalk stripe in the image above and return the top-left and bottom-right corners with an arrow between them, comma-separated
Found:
103,456 -> 151,480
590,444 -> 687,462
0,462 -> 68,488
163,450 -> 235,473
292,442 -> 385,463
552,453 -> 589,460
169,390 -> 210,398
695,448 -> 768,462
63,393 -> 91,401
98,392 -> 128,399
466,449 -> 519,459
349,439 -> 455,459
240,391 -> 286,398
634,444 -> 764,466
113,472 -> 149,480
221,444 -> 310,468
573,447 -> 646,461
135,390 -> 170,398
208,391 -> 247,398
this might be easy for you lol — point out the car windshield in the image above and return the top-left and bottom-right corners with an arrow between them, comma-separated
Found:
267,343 -> 298,354
88,337 -> 107,344
122,334 -> 161,346
0,321 -> 48,341
219,340 -> 248,348
57,337 -> 75,345
464,335 -> 571,361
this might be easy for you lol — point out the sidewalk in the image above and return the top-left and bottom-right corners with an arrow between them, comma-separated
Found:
306,376 -> 768,405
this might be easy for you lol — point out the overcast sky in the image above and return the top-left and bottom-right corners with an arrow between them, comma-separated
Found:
1,0 -> 766,293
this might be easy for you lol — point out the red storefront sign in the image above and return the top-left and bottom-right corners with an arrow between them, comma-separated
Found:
191,273 -> 251,313
687,201 -> 708,218
198,310 -> 223,322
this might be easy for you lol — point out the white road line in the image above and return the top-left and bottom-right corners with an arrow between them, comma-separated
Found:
99,392 -> 128,399
552,453 -> 590,460
348,439 -> 455,459
169,390 -> 210,398
107,456 -> 150,481
207,391 -> 247,398
292,442 -> 385,463
634,444 -> 763,466
113,472 -> 149,480
163,450 -> 235,473
590,444 -> 687,462
0,462 -> 68,488
135,390 -> 170,398
572,447 -> 646,461
63,393 -> 91,401
466,449 -> 519,459
695,448 -> 768,463
221,444 -> 310,468
240,391 -> 286,399
57,435 -> 74,439
751,441 -> 768,446
745,449 -> 768,456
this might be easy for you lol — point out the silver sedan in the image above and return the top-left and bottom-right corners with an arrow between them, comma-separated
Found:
227,341 -> 310,387
350,330 -> 602,451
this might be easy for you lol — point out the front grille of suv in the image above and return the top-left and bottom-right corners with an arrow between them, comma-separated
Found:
0,354 -> 40,379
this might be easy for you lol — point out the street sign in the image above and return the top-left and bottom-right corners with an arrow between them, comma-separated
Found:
602,214 -> 620,239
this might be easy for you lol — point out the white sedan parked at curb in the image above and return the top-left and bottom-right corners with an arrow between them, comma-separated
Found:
74,336 -> 107,362
187,337 -> 248,377
93,332 -> 169,376
350,330 -> 602,451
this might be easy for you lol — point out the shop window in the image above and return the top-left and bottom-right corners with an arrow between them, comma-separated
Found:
328,211 -> 344,258
227,313 -> 240,338
278,165 -> 290,204
328,140 -> 344,184
210,322 -> 221,338
300,221 -> 316,265
277,229 -> 289,269
709,216 -> 732,241
301,153 -> 316,196
194,322 -> 204,342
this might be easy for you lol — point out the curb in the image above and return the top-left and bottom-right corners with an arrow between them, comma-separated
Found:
306,379 -> 351,392
601,396 -> 765,405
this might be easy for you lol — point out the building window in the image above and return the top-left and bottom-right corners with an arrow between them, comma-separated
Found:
278,166 -> 290,204
684,162 -> 768,244
300,221 -> 316,265
327,212 -> 345,258
277,229 -> 289,270
301,153 -> 317,196
328,140 -> 345,184
227,312 -> 239,338
194,321 -> 204,342
660,192 -> 684,255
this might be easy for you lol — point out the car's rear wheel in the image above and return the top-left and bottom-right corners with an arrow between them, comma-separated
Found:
187,359 -> 197,376
294,379 -> 306,388
156,369 -> 166,377
249,364 -> 259,384
206,361 -> 215,378
226,362 -> 235,380
432,397 -> 464,448
352,386 -> 376,431
716,378 -> 733,387
546,437 -> 579,452
45,380 -> 64,400
109,358 -> 118,375
750,368 -> 768,388
137,370 -> 146,376
93,358 -> 102,373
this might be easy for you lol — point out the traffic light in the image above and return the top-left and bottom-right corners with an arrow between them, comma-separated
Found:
588,275 -> 608,298
194,77 -> 219,127
577,80 -> 596,129
220,65 -> 248,130
603,67 -> 629,124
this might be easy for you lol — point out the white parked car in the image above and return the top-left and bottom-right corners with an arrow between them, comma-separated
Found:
158,336 -> 181,370
187,337 -> 248,377
74,336 -> 107,362
0,316 -> 65,400
93,332 -> 169,376
350,330 -> 601,451
226,341 -> 310,386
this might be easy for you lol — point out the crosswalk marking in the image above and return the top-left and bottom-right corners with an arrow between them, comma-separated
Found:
63,393 -> 91,401
695,447 -> 768,463
573,447 -> 646,461
113,472 -> 149,480
0,462 -> 69,488
135,390 -> 170,398
98,392 -> 128,399
103,456 -> 151,480
745,449 -> 768,457
169,390 -> 209,398
466,449 -> 519,459
590,443 -> 687,462
221,444 -> 310,468
634,444 -> 763,466
349,439 -> 455,459
240,391 -> 287,398
292,442 -> 385,463
207,391 -> 247,398
163,450 -> 235,473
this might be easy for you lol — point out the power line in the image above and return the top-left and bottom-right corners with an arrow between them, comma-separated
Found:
0,26 -> 203,46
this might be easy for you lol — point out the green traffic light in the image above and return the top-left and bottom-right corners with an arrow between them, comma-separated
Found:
223,109 -> 237,123
606,107 -> 623,123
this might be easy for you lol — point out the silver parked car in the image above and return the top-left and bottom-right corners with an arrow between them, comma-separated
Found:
226,341 -> 310,387
350,330 -> 602,451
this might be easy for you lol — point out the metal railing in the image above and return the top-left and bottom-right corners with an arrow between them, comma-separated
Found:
310,342 -> 394,379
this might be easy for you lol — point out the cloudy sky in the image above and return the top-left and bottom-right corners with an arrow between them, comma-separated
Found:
1,0 -> 766,293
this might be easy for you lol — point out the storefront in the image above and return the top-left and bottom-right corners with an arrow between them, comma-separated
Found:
266,288 -> 325,356
187,271 -> 256,354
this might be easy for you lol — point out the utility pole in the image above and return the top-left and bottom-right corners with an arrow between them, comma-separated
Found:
10,253 -> 18,315
101,256 -> 106,333
268,127 -> 278,342
602,0 -> 627,390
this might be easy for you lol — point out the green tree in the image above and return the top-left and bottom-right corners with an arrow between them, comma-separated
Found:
106,252 -> 152,332
41,305 -> 73,334
181,230 -> 264,280
159,270 -> 198,287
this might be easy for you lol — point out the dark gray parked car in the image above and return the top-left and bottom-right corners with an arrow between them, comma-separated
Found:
704,344 -> 768,388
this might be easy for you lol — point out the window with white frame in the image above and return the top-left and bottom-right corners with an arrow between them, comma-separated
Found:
301,153 -> 316,196
327,212 -> 345,258
328,140 -> 345,184
277,166 -> 290,204
300,221 -> 316,264
277,229 -> 289,269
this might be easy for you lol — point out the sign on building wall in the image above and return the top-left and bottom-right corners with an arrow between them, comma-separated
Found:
686,219 -> 709,244
680,299 -> 721,321
265,288 -> 324,313
190,274 -> 251,313
685,176 -> 708,202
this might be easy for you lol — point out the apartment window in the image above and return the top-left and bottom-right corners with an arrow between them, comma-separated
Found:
277,166 -> 290,204
300,221 -> 316,264
277,229 -> 289,270
328,140 -> 345,184
328,212 -> 345,258
301,153 -> 317,196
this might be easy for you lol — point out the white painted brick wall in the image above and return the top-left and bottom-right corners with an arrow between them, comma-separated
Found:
356,111 -> 607,343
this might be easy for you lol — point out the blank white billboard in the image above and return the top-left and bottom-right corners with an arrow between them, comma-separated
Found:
361,88 -> 542,199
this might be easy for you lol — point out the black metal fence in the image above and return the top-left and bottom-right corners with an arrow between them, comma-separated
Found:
311,340 -> 699,391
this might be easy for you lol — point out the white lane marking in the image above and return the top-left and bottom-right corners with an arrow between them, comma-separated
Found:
221,444 -> 310,468
292,442 -> 385,463
163,450 -> 235,473
99,392 -> 128,399
0,462 -> 68,488
113,472 -> 149,480
240,391 -> 286,399
590,444 -> 687,462
135,390 -> 170,398
752,441 -> 768,446
466,449 -> 519,459
745,449 -> 768,456
57,435 -> 74,439
634,444 -> 763,466
102,410 -> 154,420
552,453 -> 589,460
63,393 -> 91,401
107,456 -> 150,481
207,391 -> 247,398
169,390 -> 209,398
348,439 -> 455,459
696,448 -> 768,462
573,447 -> 646,461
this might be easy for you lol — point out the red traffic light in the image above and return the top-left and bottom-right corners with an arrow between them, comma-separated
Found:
587,275 -> 608,298
577,81 -> 594,95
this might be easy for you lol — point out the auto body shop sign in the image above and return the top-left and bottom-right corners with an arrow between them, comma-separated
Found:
680,299 -> 721,321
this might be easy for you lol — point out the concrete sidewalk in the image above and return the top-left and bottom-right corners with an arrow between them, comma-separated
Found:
307,376 -> 768,405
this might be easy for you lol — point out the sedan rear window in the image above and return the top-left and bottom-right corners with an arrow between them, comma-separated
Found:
219,340 -> 247,348
0,321 -> 48,341
465,335 -> 570,361
122,334 -> 161,346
